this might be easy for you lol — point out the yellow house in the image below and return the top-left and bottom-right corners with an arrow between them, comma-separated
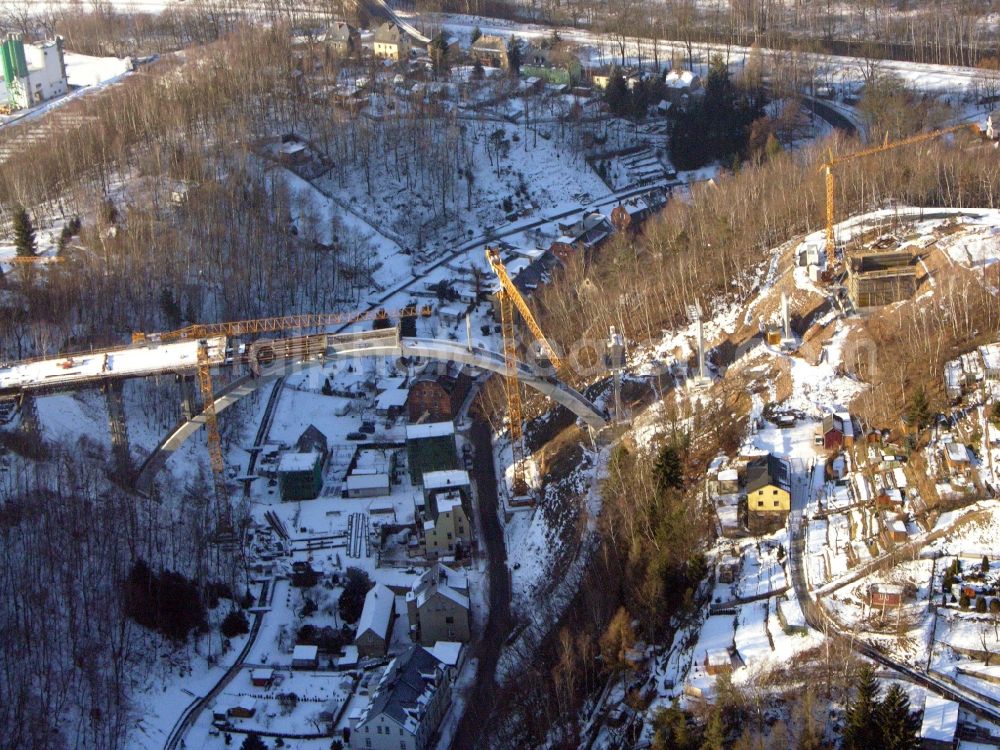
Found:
373,23 -> 411,61
745,456 -> 790,533
421,470 -> 472,559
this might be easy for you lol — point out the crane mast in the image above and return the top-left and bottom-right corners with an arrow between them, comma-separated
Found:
485,246 -> 567,495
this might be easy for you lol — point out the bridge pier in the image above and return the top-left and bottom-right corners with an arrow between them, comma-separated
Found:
18,392 -> 39,442
103,380 -> 132,478
178,374 -> 197,420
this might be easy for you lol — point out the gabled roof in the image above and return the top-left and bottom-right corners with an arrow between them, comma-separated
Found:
744,455 -> 788,493
821,413 -> 843,435
327,21 -> 357,41
374,23 -> 405,44
358,646 -> 446,736
407,564 -> 471,610
297,424 -> 328,453
357,583 -> 395,641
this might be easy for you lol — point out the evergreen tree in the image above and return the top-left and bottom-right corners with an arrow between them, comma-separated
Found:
842,664 -> 882,750
907,386 -> 932,430
241,734 -> 267,750
983,555 -> 990,573
652,699 -> 692,750
338,567 -> 373,624
604,70 -> 630,117
506,36 -> 524,75
430,33 -> 449,75
220,609 -> 250,638
653,443 -> 685,493
13,206 -> 37,257
470,25 -> 482,43
877,684 -> 920,750
699,704 -> 725,750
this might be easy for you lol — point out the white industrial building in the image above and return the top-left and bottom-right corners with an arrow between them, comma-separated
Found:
2,36 -> 68,109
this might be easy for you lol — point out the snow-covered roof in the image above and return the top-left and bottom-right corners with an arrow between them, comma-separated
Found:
346,473 -> 390,492
870,582 -> 904,595
883,487 -> 903,503
357,583 -> 395,640
338,645 -> 359,667
376,388 -> 409,409
706,649 -> 730,667
945,442 -> 969,463
920,694 -> 958,742
981,343 -> 1000,371
892,467 -> 908,488
432,490 -> 463,515
422,469 -> 470,491
251,668 -> 274,681
891,519 -> 907,534
278,451 -> 321,473
293,644 -> 318,661
777,597 -> 806,628
406,422 -> 455,440
835,411 -> 854,437
428,641 -> 463,666
357,646 -> 445,735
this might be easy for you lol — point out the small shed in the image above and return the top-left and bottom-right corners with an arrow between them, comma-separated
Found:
250,668 -> 274,687
717,468 -> 739,494
292,644 -> 319,669
227,696 -> 257,718
704,648 -> 731,675
345,472 -> 390,498
868,583 -> 904,609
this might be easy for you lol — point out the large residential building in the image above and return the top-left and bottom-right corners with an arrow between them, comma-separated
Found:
406,564 -> 471,645
406,365 -> 471,423
373,23 -> 411,61
326,21 -> 360,56
1,35 -> 68,110
278,450 -> 324,501
355,583 -> 396,658
350,646 -> 454,750
420,470 -> 472,559
469,35 -> 508,69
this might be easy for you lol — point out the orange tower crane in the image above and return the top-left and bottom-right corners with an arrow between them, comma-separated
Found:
821,123 -> 980,257
485,246 -> 567,492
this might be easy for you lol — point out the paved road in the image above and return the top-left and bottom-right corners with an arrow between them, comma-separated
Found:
163,611 -> 264,750
451,418 -> 514,749
329,178 -> 679,333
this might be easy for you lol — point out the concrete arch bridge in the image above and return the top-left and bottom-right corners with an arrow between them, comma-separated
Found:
107,328 -> 608,492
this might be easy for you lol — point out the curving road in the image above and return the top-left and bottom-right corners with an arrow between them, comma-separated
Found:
163,611 -> 265,750
786,460 -> 1000,724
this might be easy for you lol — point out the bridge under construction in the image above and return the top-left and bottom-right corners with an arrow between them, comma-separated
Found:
0,323 -> 607,499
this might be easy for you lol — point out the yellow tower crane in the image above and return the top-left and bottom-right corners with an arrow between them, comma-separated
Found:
485,246 -> 567,493
196,341 -> 233,539
821,123 -> 980,257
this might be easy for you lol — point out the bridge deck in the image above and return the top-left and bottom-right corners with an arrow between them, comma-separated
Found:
0,336 -> 227,394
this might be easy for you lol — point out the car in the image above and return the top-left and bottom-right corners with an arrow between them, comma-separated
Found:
346,432 -> 366,441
